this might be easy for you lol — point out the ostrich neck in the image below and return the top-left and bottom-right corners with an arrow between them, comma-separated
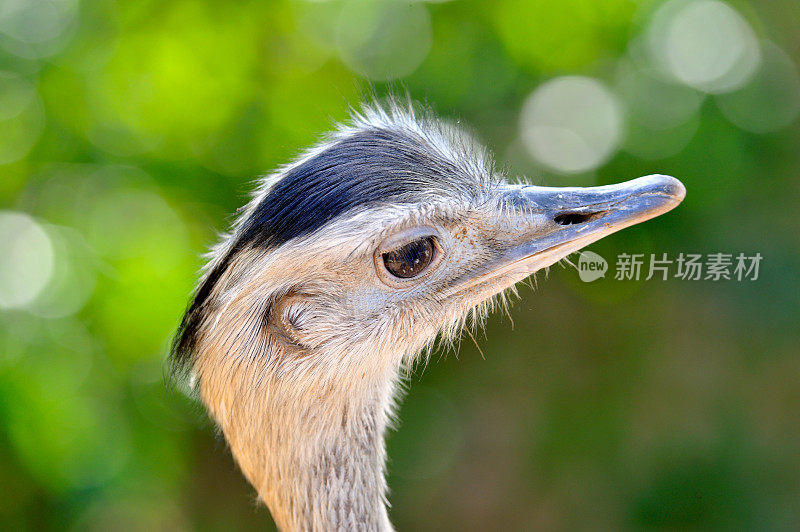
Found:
204,361 -> 399,531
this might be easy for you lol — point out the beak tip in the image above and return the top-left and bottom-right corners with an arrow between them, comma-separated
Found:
648,174 -> 686,203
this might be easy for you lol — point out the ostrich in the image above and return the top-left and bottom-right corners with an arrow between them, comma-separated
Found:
171,102 -> 685,530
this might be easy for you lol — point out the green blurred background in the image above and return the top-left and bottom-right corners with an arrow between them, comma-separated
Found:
1,0 -> 798,529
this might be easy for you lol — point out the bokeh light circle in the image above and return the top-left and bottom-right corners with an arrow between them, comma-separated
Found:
28,227 -> 97,319
647,0 -> 761,93
0,0 -> 79,58
0,211 -> 54,309
0,70 -> 45,164
623,113 -> 700,160
520,76 -> 623,174
0,71 -> 35,120
615,59 -> 703,131
336,0 -> 432,80
716,41 -> 800,134
615,59 -> 703,160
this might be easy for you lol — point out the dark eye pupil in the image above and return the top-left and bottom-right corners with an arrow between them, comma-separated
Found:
382,237 -> 435,279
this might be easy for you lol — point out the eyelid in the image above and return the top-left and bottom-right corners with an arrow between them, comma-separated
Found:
378,226 -> 440,255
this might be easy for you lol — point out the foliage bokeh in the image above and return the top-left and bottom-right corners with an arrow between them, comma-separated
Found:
1,0 -> 799,529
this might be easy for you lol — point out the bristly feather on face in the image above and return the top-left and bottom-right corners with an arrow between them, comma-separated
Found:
171,97 -> 685,388
171,99 -> 506,382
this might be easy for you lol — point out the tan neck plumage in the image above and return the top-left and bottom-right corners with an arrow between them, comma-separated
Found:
198,349 -> 399,531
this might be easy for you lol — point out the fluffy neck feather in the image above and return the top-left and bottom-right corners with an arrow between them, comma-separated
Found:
198,348 -> 400,531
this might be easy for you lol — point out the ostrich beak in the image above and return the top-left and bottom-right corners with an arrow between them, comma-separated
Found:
506,173 -> 685,270
458,174 -> 686,290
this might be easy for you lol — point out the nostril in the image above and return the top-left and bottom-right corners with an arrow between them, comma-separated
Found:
554,212 -> 596,225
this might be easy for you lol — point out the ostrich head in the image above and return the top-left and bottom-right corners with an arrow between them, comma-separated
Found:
172,102 -> 685,530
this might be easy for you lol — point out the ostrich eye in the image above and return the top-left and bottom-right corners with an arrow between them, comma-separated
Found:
382,237 -> 436,279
